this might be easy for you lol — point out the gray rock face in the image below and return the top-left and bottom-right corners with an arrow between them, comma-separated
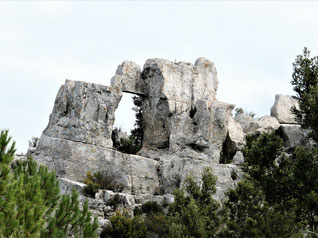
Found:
227,117 -> 246,154
43,80 -> 122,148
271,94 -> 299,124
111,61 -> 145,95
234,111 -> 255,133
249,116 -> 280,133
59,177 -> 86,195
232,151 -> 244,165
279,124 -> 309,148
156,155 -> 242,201
34,134 -> 160,195
140,58 -> 231,162
34,57 -> 242,223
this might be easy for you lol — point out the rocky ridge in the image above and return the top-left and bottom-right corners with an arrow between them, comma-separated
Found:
30,57 -> 305,229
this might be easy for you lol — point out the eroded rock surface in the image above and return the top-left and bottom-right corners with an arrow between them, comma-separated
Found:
271,94 -> 299,124
43,80 -> 122,148
249,116 -> 280,134
34,134 -> 160,194
279,124 -> 309,148
140,58 -> 232,162
111,61 -> 145,95
33,57 -> 299,227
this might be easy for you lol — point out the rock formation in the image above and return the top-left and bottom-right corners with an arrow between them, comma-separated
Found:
32,57 -> 307,229
271,94 -> 299,124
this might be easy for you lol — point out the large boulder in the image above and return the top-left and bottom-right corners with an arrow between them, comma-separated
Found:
279,124 -> 309,148
249,116 -> 280,133
140,58 -> 233,162
111,61 -> 146,95
226,117 -> 245,154
43,80 -> 122,148
234,111 -> 255,133
270,94 -> 299,124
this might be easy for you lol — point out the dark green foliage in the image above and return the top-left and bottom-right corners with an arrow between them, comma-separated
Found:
106,194 -> 124,208
291,47 -> 318,141
168,167 -> 224,238
143,213 -> 169,238
42,189 -> 98,238
222,131 -> 318,236
140,201 -> 163,215
111,129 -> 141,155
133,202 -> 168,237
305,226 -> 318,238
118,137 -> 140,154
242,133 -> 291,204
100,210 -> 148,238
0,130 -> 98,238
83,170 -> 123,197
83,171 -> 100,197
220,178 -> 301,238
291,146 -> 318,226
130,95 -> 143,149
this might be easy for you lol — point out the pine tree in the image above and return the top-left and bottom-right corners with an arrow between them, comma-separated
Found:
168,167 -> 224,237
42,189 -> 98,238
130,95 -> 144,150
291,47 -> 318,141
0,130 -> 98,237
0,130 -> 18,237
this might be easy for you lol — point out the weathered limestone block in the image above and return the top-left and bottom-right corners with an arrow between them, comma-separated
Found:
232,151 -> 244,165
140,100 -> 234,163
140,58 -> 232,162
226,117 -> 246,155
279,124 -> 309,148
111,61 -> 146,95
249,116 -> 280,133
271,94 -> 299,124
43,80 -> 122,148
134,193 -> 154,204
34,134 -> 160,194
234,111 -> 255,133
193,57 -> 219,103
59,177 -> 86,195
104,190 -> 136,206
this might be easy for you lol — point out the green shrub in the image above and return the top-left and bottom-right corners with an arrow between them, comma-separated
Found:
83,169 -> 123,197
167,167 -> 224,237
140,201 -> 163,215
100,210 -> 148,238
106,194 -> 124,208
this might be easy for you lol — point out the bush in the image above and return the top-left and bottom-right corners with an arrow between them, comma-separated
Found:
83,169 -> 123,197
141,201 -> 163,215
100,210 -> 148,238
167,167 -> 224,237
106,194 -> 124,208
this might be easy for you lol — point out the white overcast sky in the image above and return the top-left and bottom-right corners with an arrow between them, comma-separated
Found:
0,1 -> 317,153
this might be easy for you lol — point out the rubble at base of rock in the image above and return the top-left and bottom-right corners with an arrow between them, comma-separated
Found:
30,57 -> 307,228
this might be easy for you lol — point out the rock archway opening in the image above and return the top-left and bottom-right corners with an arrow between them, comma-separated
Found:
114,92 -> 136,134
112,92 -> 144,154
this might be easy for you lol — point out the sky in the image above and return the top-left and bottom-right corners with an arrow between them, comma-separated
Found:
0,1 -> 317,153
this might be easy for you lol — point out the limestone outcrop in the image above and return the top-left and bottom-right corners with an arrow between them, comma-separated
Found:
32,57 -> 307,230
279,124 -> 309,148
271,94 -> 299,124
43,80 -> 122,148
